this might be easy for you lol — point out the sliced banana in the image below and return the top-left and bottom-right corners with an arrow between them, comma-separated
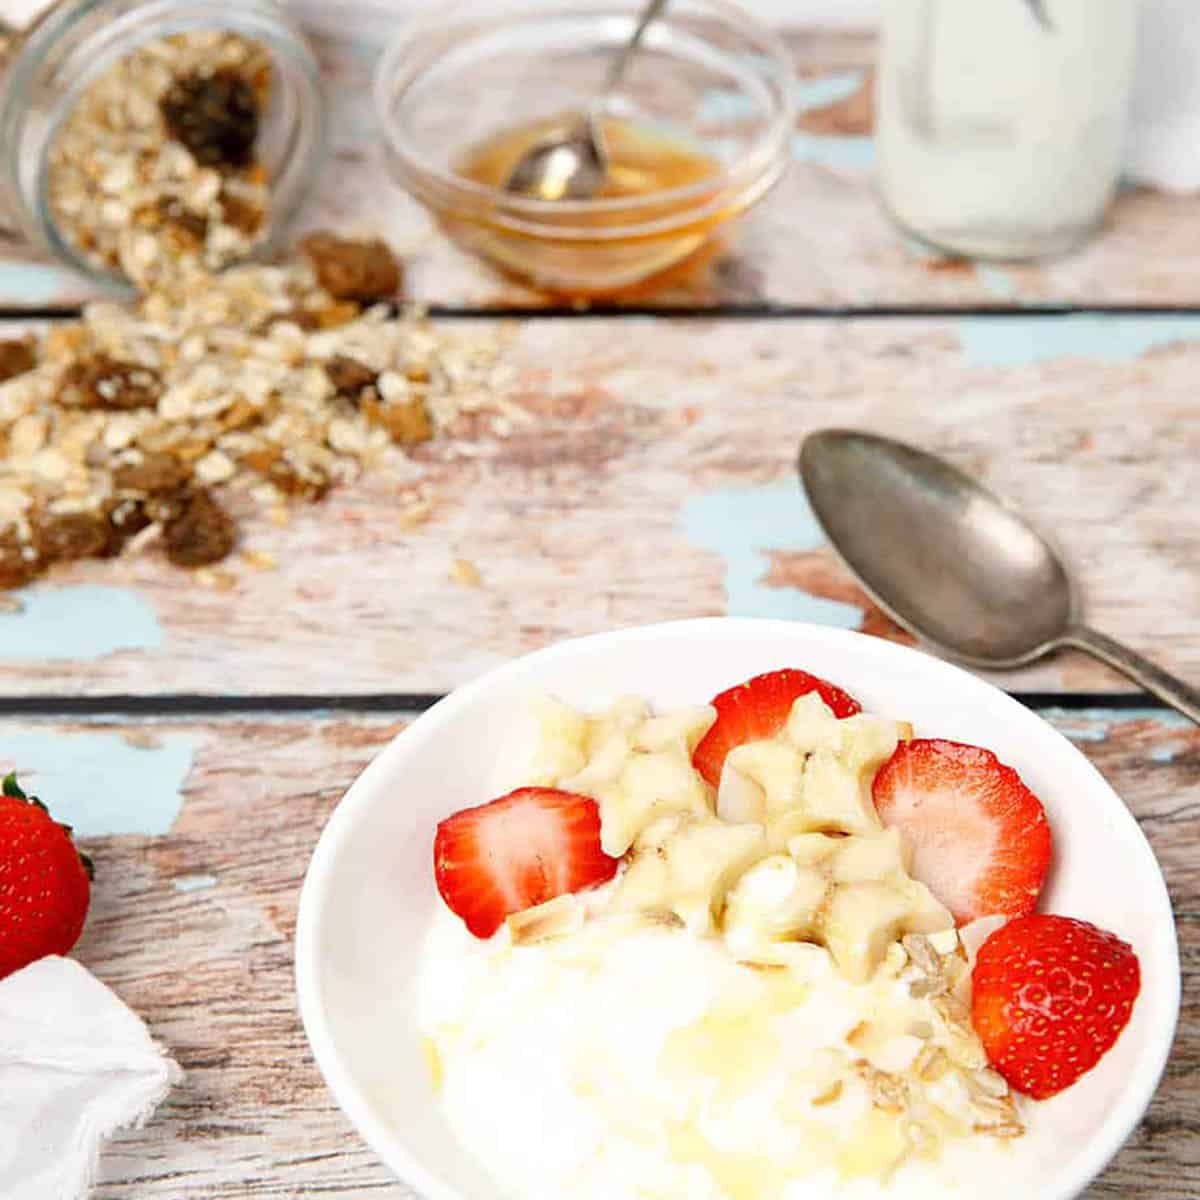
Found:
719,700 -> 903,842
560,726 -> 630,793
821,828 -> 953,982
608,814 -> 765,934
786,832 -> 843,868
823,882 -> 922,984
722,854 -> 829,962
737,828 -> 954,982
784,691 -> 847,753
799,749 -> 883,837
829,828 -> 909,883
837,713 -> 910,774
584,695 -> 651,750
527,691 -> 948,986
826,876 -> 954,984
525,695 -> 589,784
631,705 -> 716,755
715,761 -> 768,825
553,698 -> 716,856
507,894 -> 585,945
588,748 -> 713,857
724,740 -> 807,818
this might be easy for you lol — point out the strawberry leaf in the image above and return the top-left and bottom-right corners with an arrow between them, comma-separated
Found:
2,772 -> 27,800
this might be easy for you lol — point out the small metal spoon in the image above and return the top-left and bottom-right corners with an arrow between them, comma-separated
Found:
503,0 -> 669,201
799,429 -> 1200,724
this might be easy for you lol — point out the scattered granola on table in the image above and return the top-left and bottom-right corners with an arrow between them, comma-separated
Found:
0,236 -> 520,589
47,31 -> 273,288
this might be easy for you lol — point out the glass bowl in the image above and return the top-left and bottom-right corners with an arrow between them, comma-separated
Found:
373,0 -> 795,299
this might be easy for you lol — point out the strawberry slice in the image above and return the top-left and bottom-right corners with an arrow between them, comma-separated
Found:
871,738 -> 1051,925
692,669 -> 863,787
972,914 -> 1140,1099
434,787 -> 619,939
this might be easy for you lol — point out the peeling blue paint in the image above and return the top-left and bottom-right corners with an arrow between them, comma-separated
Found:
1150,747 -> 1178,764
0,263 -> 82,306
956,315 -> 1200,369
794,71 -> 864,112
791,69 -> 874,170
681,481 -> 863,627
697,88 -> 757,123
0,585 -> 162,660
899,230 -> 1020,300
1,730 -> 196,836
705,137 -> 744,166
792,133 -> 875,170
900,235 -> 939,261
1039,707 -> 1195,744
1061,726 -> 1109,744
700,70 -> 873,170
976,264 -> 1018,301
174,873 -> 218,893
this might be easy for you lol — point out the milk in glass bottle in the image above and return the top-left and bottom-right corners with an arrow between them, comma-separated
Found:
877,0 -> 1138,259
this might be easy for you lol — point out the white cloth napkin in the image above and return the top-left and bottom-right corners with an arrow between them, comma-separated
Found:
0,956 -> 182,1200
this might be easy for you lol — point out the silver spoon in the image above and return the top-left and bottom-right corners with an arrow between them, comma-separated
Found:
799,429 -> 1200,724
504,0 -> 669,201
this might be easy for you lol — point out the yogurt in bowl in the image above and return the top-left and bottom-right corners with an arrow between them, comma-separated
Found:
295,619 -> 1180,1200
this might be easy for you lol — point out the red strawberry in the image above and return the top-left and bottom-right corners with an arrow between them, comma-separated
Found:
692,669 -> 863,787
971,914 -> 1141,1100
871,738 -> 1051,925
0,772 -> 93,981
434,787 -> 619,939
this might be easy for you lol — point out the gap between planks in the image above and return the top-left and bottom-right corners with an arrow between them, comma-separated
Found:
0,691 -> 1177,717
9,303 -> 1200,322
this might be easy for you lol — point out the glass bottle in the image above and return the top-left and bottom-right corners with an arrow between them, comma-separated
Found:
0,0 -> 326,290
876,0 -> 1138,260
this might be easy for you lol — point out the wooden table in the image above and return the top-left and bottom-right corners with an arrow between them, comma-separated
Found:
1,9 -> 1196,1198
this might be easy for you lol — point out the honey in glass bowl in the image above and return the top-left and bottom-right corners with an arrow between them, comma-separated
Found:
456,114 -> 721,203
374,0 -> 796,300
450,114 -> 728,296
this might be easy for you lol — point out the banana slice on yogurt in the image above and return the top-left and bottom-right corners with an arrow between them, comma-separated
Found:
722,829 -> 952,981
608,813 -> 765,934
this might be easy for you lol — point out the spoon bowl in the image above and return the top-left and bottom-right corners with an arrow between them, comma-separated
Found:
503,0 -> 668,200
799,429 -> 1200,722
503,110 -> 608,201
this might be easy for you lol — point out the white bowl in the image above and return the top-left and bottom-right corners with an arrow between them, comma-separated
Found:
295,619 -> 1180,1200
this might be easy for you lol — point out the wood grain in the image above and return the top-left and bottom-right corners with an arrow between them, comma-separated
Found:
3,22 -> 1200,312
1,314 -> 1197,698
0,707 -> 1190,1198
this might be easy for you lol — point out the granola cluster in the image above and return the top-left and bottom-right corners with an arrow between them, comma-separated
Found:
47,32 -> 273,289
856,932 -> 1025,1176
0,235 -> 517,589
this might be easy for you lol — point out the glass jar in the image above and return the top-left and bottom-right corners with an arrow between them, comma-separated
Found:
876,0 -> 1138,260
0,0 -> 326,291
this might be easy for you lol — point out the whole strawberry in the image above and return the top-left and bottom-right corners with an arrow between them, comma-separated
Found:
971,914 -> 1140,1100
0,773 -> 93,981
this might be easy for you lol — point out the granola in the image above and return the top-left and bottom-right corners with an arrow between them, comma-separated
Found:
0,240 -> 517,587
47,32 -> 273,288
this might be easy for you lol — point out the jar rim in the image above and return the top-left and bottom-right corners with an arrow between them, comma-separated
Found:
372,0 -> 796,238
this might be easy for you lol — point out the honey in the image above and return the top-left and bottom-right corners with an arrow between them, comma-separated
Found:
456,114 -> 722,202
447,114 -> 735,298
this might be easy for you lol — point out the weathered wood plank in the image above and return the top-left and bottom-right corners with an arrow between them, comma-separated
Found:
0,314 -> 1197,697
2,19 -> 1200,311
0,707 -> 1192,1197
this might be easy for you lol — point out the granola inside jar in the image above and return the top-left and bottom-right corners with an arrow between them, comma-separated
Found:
0,0 -> 326,292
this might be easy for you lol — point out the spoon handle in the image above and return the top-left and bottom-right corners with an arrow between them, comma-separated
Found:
1059,625 -> 1200,725
601,0 -> 670,97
